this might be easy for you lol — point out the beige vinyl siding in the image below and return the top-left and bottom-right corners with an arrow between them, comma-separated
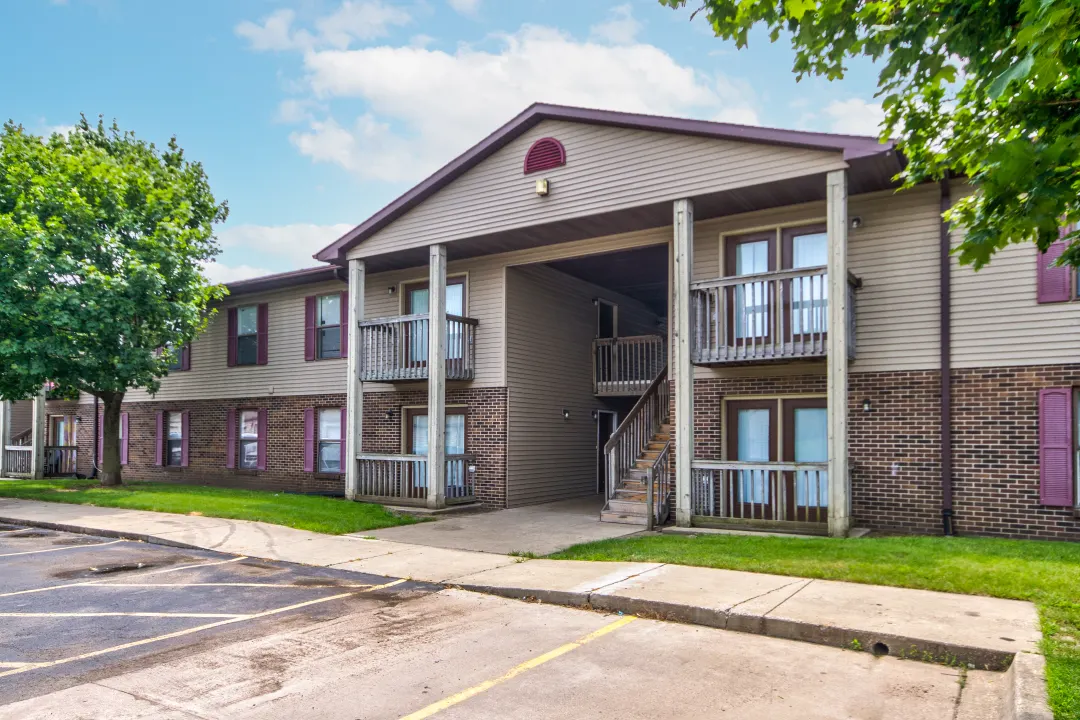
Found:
122,280 -> 348,403
348,120 -> 847,261
8,400 -> 33,438
689,183 -> 944,377
951,182 -> 1080,367
505,264 -> 661,507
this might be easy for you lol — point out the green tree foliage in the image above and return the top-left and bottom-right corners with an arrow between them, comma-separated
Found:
0,118 -> 228,484
661,0 -> 1080,268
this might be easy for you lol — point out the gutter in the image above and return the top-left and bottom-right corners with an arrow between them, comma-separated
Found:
939,177 -> 954,535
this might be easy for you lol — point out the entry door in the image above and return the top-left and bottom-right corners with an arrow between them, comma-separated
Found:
726,233 -> 775,346
783,399 -> 828,522
405,409 -> 466,493
782,226 -> 829,341
596,411 -> 617,494
726,400 -> 777,518
405,279 -> 465,364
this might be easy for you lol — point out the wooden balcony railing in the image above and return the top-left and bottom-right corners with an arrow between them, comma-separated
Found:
44,446 -> 78,477
690,267 -> 857,364
593,334 -> 666,396
690,460 -> 829,533
355,453 -> 476,505
357,314 -> 478,382
3,446 -> 32,477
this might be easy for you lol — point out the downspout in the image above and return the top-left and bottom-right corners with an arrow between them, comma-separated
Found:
91,395 -> 99,479
939,177 -> 954,535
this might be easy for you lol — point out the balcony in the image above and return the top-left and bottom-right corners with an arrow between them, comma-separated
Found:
354,453 -> 476,505
357,314 -> 478,383
690,267 -> 857,365
690,460 -> 829,534
593,334 -> 666,396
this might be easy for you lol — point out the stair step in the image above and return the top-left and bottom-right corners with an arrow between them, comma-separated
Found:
646,442 -> 667,450
600,511 -> 649,526
615,492 -> 646,502
605,499 -> 646,514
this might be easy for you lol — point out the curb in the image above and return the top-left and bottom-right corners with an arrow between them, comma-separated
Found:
1004,653 -> 1054,720
0,515 -> 205,552
457,580 -> 1016,671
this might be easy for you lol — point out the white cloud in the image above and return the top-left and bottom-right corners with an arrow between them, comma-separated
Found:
822,98 -> 885,136
590,4 -> 642,45
448,0 -> 481,15
201,262 -> 275,284
216,223 -> 354,270
236,2 -> 410,52
290,24 -> 759,182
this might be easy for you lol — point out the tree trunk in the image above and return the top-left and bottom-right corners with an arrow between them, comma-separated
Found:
99,392 -> 125,486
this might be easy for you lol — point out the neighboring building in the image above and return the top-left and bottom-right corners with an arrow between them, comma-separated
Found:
4,103 -> 1078,541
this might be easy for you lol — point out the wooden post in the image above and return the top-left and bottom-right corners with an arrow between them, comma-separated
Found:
673,198 -> 695,526
0,400 -> 9,477
30,387 -> 46,480
345,258 -> 365,501
427,244 -> 447,509
826,169 -> 851,537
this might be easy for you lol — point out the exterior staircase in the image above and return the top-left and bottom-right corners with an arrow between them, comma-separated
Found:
601,424 -> 671,526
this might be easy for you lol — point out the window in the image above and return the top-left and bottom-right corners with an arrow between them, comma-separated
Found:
318,409 -> 342,473
166,412 -> 184,467
403,276 -> 467,363
317,294 -> 341,359
165,343 -> 190,371
236,306 -> 258,366
239,410 -> 259,470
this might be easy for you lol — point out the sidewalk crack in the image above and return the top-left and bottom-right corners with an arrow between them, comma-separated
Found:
760,579 -> 815,617
589,563 -> 668,595
727,577 -> 809,613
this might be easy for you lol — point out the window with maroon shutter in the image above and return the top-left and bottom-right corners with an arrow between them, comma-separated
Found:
1036,226 -> 1073,303
238,409 -> 259,469
1039,388 -> 1075,506
316,408 -> 343,474
523,137 -> 566,174
234,305 -> 259,366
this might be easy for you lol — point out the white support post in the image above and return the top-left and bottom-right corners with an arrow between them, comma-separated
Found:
0,400 -> 9,477
826,169 -> 851,537
427,244 -> 447,510
30,387 -> 46,480
673,198 -> 695,526
345,259 -> 365,501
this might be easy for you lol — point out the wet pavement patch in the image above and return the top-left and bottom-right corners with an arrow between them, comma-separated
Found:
87,562 -> 154,575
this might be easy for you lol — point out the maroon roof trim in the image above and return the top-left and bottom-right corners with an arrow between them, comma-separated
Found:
222,265 -> 344,296
315,103 -> 897,264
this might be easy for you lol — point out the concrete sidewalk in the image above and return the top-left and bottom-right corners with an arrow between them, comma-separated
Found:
0,498 -> 1046,678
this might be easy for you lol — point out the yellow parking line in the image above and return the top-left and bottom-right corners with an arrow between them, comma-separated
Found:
398,616 -> 637,720
0,612 -> 247,619
0,578 -> 407,679
0,555 -> 249,599
0,539 -> 124,558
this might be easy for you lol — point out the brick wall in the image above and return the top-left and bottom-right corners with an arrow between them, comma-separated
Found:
46,388 -> 508,507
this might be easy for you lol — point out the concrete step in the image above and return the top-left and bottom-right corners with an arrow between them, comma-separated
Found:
605,499 -> 646,515
600,511 -> 649,526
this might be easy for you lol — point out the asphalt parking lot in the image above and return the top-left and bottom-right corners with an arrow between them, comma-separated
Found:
0,524 -> 1005,719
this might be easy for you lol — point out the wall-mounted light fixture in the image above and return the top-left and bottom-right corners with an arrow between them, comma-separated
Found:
535,178 -> 550,196
387,286 -> 396,296
562,408 -> 570,421
385,408 -> 395,420
851,216 -> 863,230
862,399 -> 872,413
591,410 -> 598,421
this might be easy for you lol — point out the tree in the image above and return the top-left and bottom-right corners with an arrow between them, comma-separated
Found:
660,0 -> 1080,268
0,117 -> 228,485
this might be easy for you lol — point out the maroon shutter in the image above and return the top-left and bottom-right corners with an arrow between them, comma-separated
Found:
120,413 -> 129,465
227,308 -> 238,367
180,344 -> 191,371
1037,231 -> 1072,303
97,411 -> 103,461
340,406 -> 348,472
154,411 -> 163,466
340,291 -> 349,359
256,303 -> 269,365
303,408 -> 315,473
304,296 -> 317,361
180,410 -> 190,467
256,408 -> 268,470
225,409 -> 236,469
1039,388 -> 1075,506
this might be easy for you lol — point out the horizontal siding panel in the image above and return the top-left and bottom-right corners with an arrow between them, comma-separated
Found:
349,120 -> 846,260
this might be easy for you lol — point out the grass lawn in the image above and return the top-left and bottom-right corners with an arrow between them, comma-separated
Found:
0,479 -> 416,535
550,533 -> 1080,719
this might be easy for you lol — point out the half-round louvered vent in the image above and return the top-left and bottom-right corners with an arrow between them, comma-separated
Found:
523,137 -> 566,175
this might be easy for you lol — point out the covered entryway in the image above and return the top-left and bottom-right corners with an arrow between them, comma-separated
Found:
362,497 -> 642,555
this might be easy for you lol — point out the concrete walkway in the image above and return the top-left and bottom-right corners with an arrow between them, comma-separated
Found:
0,498 -> 1046,678
365,496 -> 641,555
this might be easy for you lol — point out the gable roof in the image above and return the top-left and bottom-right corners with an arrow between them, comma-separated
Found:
223,265 -> 343,296
315,103 -> 897,265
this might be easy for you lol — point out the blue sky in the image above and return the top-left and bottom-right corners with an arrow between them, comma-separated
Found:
2,0 -> 883,282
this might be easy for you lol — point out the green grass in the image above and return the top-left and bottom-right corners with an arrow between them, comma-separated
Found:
550,533 -> 1080,719
0,479 -> 416,535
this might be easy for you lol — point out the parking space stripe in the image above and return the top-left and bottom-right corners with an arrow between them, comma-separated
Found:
0,540 -> 124,558
0,555 -> 249,599
101,582 -> 377,589
0,612 -> 247,619
398,616 -> 637,720
0,578 -> 407,679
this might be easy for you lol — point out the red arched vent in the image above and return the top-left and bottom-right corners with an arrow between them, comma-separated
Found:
523,137 -> 566,175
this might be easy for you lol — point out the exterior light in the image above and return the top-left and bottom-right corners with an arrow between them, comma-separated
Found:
387,286 -> 396,295
535,178 -> 550,196
862,399 -> 872,412
562,408 -> 570,420
591,410 -> 598,420
385,408 -> 395,420
851,216 -> 863,229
